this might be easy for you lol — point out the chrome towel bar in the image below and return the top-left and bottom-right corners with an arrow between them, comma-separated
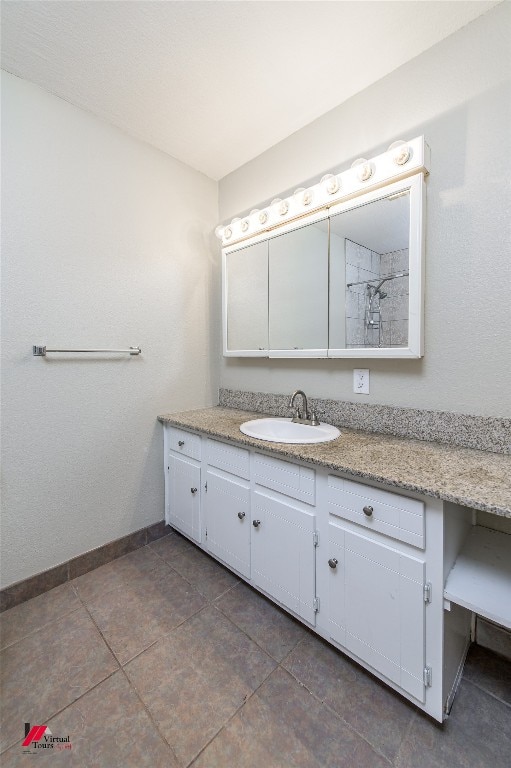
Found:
33,346 -> 141,356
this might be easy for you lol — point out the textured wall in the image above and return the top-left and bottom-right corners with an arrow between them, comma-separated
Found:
218,3 -> 511,418
1,73 -> 219,588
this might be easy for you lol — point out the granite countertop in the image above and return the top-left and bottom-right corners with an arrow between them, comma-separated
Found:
158,406 -> 511,518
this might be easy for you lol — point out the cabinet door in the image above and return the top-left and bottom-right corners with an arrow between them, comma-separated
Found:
168,455 -> 201,544
328,523 -> 426,703
206,468 -> 250,578
252,488 -> 317,625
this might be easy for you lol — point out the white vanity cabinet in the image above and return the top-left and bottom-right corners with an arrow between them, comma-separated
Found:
205,469 -> 251,578
202,438 -> 318,623
251,453 -> 318,625
204,439 -> 251,578
163,424 -> 473,723
327,516 -> 427,703
165,427 -> 202,544
321,474 -> 443,707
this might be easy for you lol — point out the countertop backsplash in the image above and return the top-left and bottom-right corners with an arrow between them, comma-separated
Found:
219,388 -> 511,455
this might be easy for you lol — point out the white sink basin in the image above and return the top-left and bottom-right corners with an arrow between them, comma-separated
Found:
240,417 -> 340,444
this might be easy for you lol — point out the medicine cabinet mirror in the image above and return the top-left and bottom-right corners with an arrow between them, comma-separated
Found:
269,219 -> 329,355
223,169 -> 425,359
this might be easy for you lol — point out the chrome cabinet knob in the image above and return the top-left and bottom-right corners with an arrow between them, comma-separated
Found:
237,511 -> 246,520
178,440 -> 185,447
363,505 -> 373,517
190,487 -> 198,494
328,558 -> 338,569
253,519 -> 261,528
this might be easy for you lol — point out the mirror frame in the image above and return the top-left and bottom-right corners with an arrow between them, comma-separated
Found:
222,171 -> 426,359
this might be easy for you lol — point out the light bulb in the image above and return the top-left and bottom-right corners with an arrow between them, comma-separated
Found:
214,225 -> 225,240
320,174 -> 340,195
358,163 -> 374,182
271,198 -> 285,215
258,210 -> 269,225
388,140 -> 411,166
294,187 -> 313,206
241,219 -> 249,232
223,226 -> 232,240
351,158 -> 374,182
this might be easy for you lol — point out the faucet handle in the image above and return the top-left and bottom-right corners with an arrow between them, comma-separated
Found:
310,408 -> 320,426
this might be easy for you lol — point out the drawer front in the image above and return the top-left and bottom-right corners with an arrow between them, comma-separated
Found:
254,453 -> 315,505
168,426 -> 201,461
327,475 -> 424,548
206,439 -> 250,480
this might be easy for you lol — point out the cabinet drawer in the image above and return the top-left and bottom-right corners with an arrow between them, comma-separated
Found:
168,426 -> 201,461
206,439 -> 250,480
327,475 -> 424,549
254,453 -> 315,504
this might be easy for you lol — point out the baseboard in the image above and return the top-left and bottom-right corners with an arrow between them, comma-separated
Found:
0,520 -> 171,613
476,616 -> 511,661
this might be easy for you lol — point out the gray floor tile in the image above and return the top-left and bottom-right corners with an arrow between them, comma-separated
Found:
0,607 -> 118,753
396,680 -> 511,768
216,581 -> 307,661
1,671 -> 178,767
0,583 -> 80,651
192,667 -> 390,768
3,543 -> 511,767
125,605 -> 277,767
148,531 -> 195,562
168,545 -> 240,600
463,644 -> 511,704
85,565 -> 207,664
72,545 -> 166,603
283,633 -> 414,762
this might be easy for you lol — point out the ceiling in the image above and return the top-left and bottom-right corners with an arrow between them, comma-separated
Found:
1,1 -> 500,180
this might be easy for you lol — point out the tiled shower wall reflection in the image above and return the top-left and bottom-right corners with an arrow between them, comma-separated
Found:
345,240 -> 409,348
380,247 -> 409,346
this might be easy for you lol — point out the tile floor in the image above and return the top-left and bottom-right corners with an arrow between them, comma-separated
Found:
1,530 -> 510,767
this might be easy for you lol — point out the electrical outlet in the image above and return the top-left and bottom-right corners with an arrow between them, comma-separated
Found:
353,368 -> 370,395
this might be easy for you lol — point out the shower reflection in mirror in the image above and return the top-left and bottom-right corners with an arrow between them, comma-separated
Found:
331,189 -> 410,349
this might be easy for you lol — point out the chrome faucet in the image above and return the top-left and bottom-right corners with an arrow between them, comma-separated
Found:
288,390 -> 320,426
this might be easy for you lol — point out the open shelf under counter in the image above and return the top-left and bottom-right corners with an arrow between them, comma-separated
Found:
444,525 -> 511,629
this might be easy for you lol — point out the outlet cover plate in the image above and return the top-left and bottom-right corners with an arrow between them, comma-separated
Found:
353,368 -> 370,394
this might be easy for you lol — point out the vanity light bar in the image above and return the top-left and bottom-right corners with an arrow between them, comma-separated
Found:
215,136 -> 430,247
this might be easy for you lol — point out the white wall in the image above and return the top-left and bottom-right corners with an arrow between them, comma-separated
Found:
1,73 -> 219,588
218,3 -> 511,418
